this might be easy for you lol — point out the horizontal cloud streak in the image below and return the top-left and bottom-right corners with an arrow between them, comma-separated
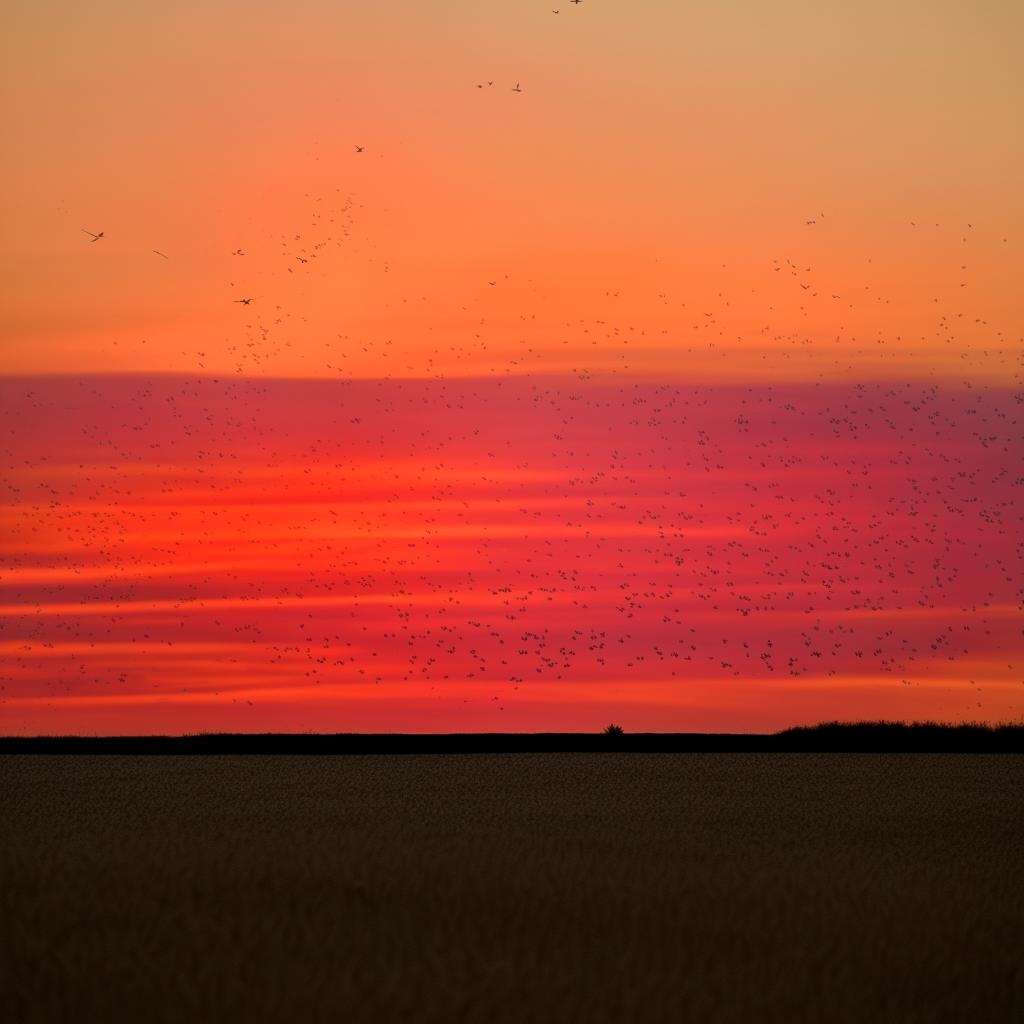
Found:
1,375 -> 1020,733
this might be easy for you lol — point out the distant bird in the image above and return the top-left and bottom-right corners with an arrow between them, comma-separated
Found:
354,145 -> 364,153
234,298 -> 253,305
571,0 -> 582,4
512,82 -> 522,93
152,250 -> 169,259
82,229 -> 104,242
231,249 -> 246,256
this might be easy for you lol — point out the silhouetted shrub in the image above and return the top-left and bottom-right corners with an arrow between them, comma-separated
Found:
604,723 -> 624,737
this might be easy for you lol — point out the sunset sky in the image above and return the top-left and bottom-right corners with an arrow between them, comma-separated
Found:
2,2 -> 1021,733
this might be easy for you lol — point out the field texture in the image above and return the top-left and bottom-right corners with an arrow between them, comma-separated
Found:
4,754 -> 1022,1023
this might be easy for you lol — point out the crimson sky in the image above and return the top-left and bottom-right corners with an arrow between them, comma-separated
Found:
2,2 -> 1022,732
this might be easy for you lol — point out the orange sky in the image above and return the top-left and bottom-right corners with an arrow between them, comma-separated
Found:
4,1 -> 1022,381
2,4 -> 1022,734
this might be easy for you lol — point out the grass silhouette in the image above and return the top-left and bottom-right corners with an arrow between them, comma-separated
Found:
1,720 -> 1020,754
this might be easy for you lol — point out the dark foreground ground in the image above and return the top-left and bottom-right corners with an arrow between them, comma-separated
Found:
4,754 -> 1022,1023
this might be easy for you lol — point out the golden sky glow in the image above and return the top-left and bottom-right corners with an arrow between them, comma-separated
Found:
4,1 -> 1023,380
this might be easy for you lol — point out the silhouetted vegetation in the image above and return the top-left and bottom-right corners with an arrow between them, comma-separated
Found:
776,719 -> 1024,751
0,721 -> 1020,754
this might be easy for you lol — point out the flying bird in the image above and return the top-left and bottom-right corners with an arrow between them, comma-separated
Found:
354,145 -> 365,153
512,82 -> 522,93
152,250 -> 169,259
82,229 -> 104,242
234,298 -> 253,305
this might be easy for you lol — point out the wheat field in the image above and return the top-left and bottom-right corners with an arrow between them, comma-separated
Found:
4,753 -> 1022,1023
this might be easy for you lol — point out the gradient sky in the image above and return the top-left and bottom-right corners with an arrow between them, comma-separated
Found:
1,2 -> 1022,732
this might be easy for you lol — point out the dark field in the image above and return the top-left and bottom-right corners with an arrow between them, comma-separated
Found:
4,755 -> 1023,1023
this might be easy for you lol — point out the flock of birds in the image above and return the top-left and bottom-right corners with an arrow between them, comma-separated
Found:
1,374 -> 1019,723
7,0 -> 1019,728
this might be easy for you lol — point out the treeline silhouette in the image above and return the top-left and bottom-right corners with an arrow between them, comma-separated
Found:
1,721 -> 1021,754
